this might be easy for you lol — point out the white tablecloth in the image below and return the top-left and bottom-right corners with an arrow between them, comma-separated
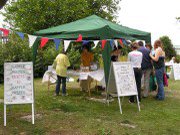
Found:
42,69 -> 106,87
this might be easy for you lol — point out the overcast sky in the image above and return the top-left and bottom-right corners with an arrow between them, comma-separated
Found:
1,0 -> 180,45
118,0 -> 180,45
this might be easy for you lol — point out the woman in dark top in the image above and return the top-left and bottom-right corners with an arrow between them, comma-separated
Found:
150,40 -> 165,100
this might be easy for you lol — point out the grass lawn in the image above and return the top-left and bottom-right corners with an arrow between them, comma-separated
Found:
0,78 -> 180,135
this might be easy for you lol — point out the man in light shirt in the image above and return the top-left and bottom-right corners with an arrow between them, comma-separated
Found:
53,50 -> 70,96
128,42 -> 143,103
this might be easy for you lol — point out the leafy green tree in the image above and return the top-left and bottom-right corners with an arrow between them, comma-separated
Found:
160,36 -> 177,60
0,33 -> 60,81
0,33 -> 32,82
0,0 -> 120,80
2,0 -> 120,33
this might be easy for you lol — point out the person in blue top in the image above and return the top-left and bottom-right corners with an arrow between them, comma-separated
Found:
138,41 -> 153,98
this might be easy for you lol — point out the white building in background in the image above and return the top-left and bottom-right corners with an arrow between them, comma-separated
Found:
174,45 -> 180,55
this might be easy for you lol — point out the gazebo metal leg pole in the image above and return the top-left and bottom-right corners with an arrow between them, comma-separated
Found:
136,95 -> 141,112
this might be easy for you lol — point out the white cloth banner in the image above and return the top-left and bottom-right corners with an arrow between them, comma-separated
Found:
92,40 -> 99,49
114,40 -> 118,48
64,40 -> 71,52
28,35 -> 37,48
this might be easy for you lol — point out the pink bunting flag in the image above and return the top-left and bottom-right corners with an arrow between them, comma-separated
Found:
76,34 -> 82,42
40,37 -> 49,48
0,28 -> 10,36
101,40 -> 107,49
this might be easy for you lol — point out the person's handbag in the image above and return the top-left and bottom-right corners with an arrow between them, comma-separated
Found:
163,73 -> 168,87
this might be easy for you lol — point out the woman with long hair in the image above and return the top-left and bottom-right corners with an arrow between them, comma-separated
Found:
150,40 -> 165,100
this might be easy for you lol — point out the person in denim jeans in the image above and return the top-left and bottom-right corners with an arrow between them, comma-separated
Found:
150,40 -> 165,100
53,50 -> 70,96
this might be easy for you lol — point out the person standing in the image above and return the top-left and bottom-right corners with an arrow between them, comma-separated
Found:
53,50 -> 70,96
150,40 -> 165,100
128,42 -> 143,103
111,46 -> 122,62
80,46 -> 94,91
138,41 -> 153,98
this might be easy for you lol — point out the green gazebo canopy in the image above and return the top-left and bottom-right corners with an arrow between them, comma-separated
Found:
36,15 -> 151,42
35,15 -> 151,86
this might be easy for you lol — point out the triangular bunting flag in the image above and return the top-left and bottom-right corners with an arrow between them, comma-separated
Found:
54,38 -> 61,50
82,40 -> 89,45
16,32 -> 24,40
92,40 -> 99,49
118,39 -> 124,48
76,34 -> 82,42
28,35 -> 37,48
0,28 -> 10,36
40,37 -> 49,48
114,40 -> 118,48
122,39 -> 127,45
101,40 -> 107,49
110,40 -> 114,49
64,40 -> 71,52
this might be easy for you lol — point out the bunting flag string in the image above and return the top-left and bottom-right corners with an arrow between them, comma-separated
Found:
101,40 -> 107,49
1,27 -> 130,51
92,40 -> 99,49
64,40 -> 71,52
16,32 -> 24,40
40,37 -> 49,48
28,35 -> 37,48
0,28 -> 10,36
54,38 -> 61,50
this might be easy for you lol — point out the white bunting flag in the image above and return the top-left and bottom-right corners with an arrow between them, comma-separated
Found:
114,40 -> 118,48
92,40 -> 99,49
28,35 -> 37,48
64,40 -> 71,52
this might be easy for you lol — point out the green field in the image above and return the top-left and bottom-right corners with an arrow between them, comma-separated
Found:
0,79 -> 180,135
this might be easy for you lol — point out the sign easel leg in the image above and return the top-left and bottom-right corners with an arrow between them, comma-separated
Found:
32,103 -> 35,124
136,95 -> 141,111
4,104 -> 6,126
118,97 -> 122,114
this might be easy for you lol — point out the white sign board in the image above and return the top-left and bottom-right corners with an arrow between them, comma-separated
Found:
108,62 -> 138,96
4,62 -> 34,126
107,62 -> 140,114
173,64 -> 180,80
4,62 -> 34,104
